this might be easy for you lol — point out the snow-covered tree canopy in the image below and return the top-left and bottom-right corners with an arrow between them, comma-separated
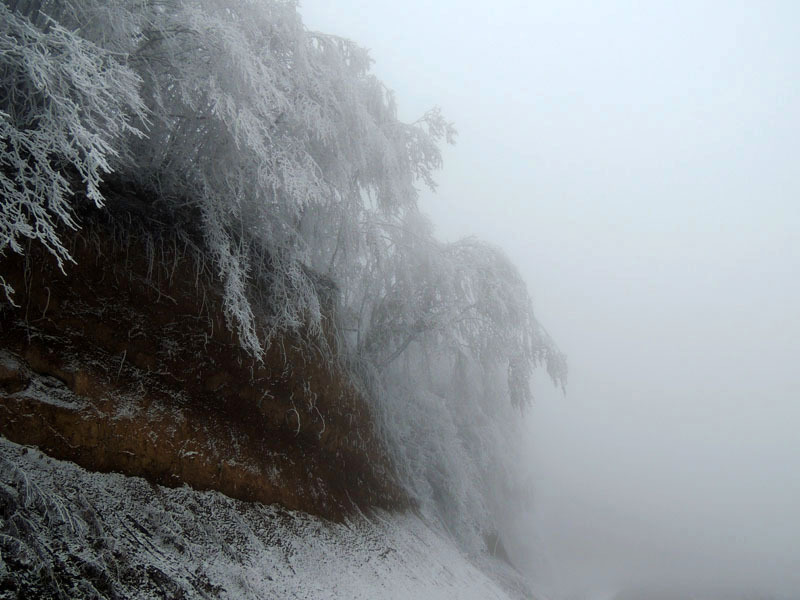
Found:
1,0 -> 566,547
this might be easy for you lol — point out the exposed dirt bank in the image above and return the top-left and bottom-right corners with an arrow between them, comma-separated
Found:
0,207 -> 404,520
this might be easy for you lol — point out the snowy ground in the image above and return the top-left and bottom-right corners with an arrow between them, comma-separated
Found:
0,436 -> 538,599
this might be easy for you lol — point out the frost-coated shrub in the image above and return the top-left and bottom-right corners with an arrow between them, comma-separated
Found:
0,2 -> 145,298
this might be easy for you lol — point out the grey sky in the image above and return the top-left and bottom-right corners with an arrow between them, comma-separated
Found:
300,1 -> 800,597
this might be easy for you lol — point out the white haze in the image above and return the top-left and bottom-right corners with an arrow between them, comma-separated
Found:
301,1 -> 800,598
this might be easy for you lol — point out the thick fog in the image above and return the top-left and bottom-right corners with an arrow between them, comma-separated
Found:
301,2 -> 800,598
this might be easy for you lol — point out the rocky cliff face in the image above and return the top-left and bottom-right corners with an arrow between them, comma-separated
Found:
0,213 -> 404,520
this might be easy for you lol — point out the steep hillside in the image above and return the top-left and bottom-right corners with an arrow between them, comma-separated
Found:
1,0 -> 564,593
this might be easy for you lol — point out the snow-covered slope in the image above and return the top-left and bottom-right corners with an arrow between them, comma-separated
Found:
0,436 -> 537,599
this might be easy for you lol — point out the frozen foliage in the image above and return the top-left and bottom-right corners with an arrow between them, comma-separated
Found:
108,0 -> 454,355
0,436 -> 539,600
0,1 -> 146,298
1,0 -> 566,549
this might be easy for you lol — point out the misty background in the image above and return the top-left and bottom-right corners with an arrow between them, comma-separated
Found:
301,1 -> 800,598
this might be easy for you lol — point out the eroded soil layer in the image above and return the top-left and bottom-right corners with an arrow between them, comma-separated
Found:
0,221 -> 404,519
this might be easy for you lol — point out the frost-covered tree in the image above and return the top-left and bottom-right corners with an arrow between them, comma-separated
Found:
346,210 -> 566,544
355,219 -> 565,407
